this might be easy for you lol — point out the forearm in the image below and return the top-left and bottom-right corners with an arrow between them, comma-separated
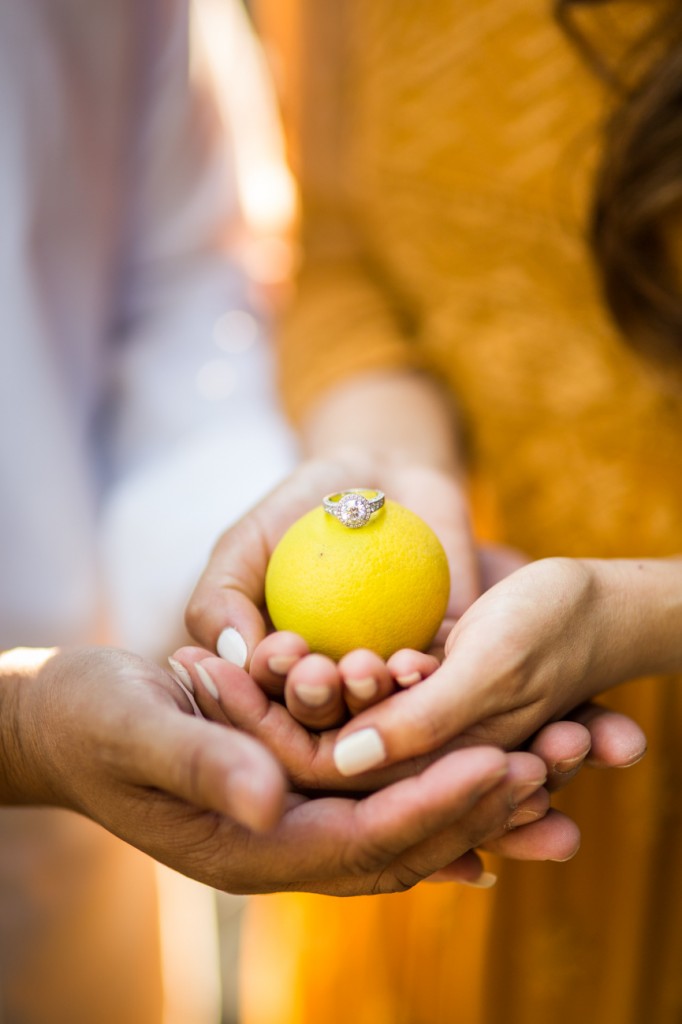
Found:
0,647 -> 58,805
298,369 -> 465,477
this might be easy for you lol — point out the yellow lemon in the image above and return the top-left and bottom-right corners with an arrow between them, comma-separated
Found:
264,498 -> 450,661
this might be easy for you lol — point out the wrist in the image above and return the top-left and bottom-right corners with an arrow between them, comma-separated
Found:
0,647 -> 62,805
581,556 -> 682,682
300,370 -> 464,476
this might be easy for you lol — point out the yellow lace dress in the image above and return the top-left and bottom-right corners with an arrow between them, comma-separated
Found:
243,2 -> 682,1020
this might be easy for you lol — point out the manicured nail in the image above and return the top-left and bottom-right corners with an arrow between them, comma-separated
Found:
554,754 -> 586,774
293,683 -> 332,708
344,676 -> 379,701
334,728 -> 386,776
267,655 -> 299,676
396,672 -> 422,687
460,872 -> 498,889
217,627 -> 248,667
168,657 -> 194,693
195,663 -> 219,700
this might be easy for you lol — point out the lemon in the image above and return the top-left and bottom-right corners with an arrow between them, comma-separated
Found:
264,498 -> 450,661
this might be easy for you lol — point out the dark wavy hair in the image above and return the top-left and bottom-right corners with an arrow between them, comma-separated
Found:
556,0 -> 682,358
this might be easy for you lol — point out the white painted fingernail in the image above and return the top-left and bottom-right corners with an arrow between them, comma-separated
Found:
334,728 -> 386,776
460,872 -> 498,889
344,676 -> 379,700
195,663 -> 219,700
294,683 -> 332,708
168,657 -> 194,693
217,627 -> 248,667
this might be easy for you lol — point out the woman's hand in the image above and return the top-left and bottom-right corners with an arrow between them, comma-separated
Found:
329,557 -> 671,777
185,454 -> 480,666
245,541 -> 529,731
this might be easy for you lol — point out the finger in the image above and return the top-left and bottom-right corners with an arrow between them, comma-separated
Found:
170,646 -> 234,725
357,750 -> 547,893
482,808 -> 581,862
570,702 -> 647,768
285,654 -> 347,730
331,663 -> 478,777
184,511 -> 272,666
426,850 -> 495,886
386,649 -> 440,687
123,699 -> 287,833
175,650 -> 364,793
174,649 -> 348,790
249,631 -> 309,698
338,649 -> 395,715
173,651 -> 502,796
527,720 -> 592,792
311,746 -> 511,886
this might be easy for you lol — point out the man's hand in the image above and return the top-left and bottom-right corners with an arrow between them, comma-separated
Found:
171,646 -> 585,883
2,645 -> 571,895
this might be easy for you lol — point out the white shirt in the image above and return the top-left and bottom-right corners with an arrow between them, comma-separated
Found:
0,0 -> 296,652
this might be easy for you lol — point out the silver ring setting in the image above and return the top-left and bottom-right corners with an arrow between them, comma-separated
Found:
323,489 -> 385,529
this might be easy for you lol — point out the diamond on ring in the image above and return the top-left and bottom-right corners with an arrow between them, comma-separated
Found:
322,489 -> 385,528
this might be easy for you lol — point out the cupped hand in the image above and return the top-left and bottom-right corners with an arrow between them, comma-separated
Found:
25,650 -> 573,895
5,644 -> 571,895
172,647 -> 589,877
185,454 -> 479,668
330,557 -> 649,777
11,646 -> 286,834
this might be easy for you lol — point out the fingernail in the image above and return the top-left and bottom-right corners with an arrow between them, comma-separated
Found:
217,627 -> 248,667
396,672 -> 421,687
334,728 -> 386,776
168,657 -> 194,693
267,655 -> 299,676
506,807 -> 544,830
554,754 -> 586,774
511,778 -> 546,805
195,663 -> 219,700
460,871 -> 498,889
293,683 -> 332,708
551,845 -> 581,863
344,676 -> 379,700
617,748 -> 647,768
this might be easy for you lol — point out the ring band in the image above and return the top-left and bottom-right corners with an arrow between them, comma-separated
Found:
323,489 -> 385,528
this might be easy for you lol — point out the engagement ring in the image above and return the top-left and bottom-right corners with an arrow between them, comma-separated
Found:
322,489 -> 385,528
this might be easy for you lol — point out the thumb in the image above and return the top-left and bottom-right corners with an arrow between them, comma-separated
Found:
130,705 -> 287,832
185,510 -> 272,667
